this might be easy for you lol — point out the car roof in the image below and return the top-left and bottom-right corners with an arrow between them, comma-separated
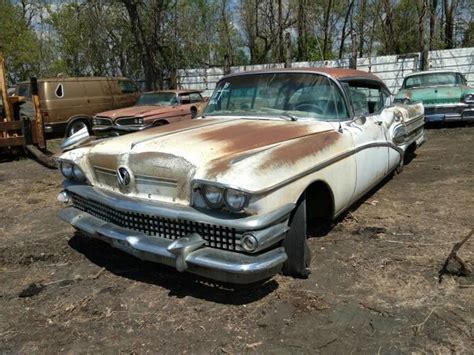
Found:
404,70 -> 462,78
223,67 -> 382,82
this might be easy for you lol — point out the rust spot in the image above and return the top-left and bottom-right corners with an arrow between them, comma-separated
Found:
198,120 -> 312,156
205,129 -> 341,179
259,131 -> 341,171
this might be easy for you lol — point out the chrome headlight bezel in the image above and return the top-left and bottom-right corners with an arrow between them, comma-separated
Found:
197,182 -> 251,212
59,159 -> 88,183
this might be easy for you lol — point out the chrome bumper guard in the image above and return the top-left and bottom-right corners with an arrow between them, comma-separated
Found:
59,186 -> 291,284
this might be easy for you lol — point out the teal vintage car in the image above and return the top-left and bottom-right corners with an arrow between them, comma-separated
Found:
395,70 -> 474,123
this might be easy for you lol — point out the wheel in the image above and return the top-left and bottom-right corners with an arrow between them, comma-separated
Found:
295,103 -> 324,114
191,106 -> 198,118
282,194 -> 311,278
66,120 -> 88,137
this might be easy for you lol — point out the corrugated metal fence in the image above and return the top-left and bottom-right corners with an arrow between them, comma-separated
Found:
178,47 -> 474,97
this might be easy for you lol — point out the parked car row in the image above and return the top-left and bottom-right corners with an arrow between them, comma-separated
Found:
13,78 -> 207,138
12,69 -> 472,141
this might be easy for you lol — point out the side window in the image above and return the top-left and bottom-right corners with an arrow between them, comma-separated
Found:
55,83 -> 64,98
119,80 -> 138,94
179,94 -> 191,104
189,93 -> 203,103
347,82 -> 387,116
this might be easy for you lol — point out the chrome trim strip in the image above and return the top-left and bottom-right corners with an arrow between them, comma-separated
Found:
94,166 -> 116,176
424,103 -> 469,108
64,185 -> 295,230
58,207 -> 287,284
135,175 -> 177,185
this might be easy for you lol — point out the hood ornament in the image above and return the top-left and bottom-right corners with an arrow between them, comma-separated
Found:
117,167 -> 131,187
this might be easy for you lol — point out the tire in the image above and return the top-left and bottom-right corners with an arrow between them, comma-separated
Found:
66,119 -> 88,137
282,194 -> 311,278
191,106 -> 198,118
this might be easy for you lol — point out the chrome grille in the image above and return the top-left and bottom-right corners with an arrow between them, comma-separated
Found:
71,193 -> 238,251
116,117 -> 139,125
93,117 -> 113,126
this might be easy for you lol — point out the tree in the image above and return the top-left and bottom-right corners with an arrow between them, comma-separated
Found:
0,0 -> 41,83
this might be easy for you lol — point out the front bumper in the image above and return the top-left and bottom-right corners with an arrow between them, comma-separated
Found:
424,104 -> 474,122
58,186 -> 291,284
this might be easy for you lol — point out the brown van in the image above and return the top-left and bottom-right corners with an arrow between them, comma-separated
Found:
15,77 -> 141,136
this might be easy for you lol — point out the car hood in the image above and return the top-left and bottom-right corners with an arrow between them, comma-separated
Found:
96,105 -> 169,120
85,117 -> 345,201
397,86 -> 464,106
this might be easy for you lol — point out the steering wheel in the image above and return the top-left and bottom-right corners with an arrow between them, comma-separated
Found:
295,103 -> 324,114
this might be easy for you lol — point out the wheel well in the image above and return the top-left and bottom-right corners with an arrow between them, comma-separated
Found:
304,180 -> 335,222
153,119 -> 169,126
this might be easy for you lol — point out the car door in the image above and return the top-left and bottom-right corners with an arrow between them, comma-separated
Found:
342,81 -> 390,199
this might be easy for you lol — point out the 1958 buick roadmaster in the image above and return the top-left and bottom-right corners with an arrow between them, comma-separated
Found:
57,68 -> 425,284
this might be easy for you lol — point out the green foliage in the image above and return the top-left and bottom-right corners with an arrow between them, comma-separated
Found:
0,0 -> 472,86
0,0 -> 40,83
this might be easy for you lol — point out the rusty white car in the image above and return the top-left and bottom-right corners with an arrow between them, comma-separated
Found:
57,68 -> 425,284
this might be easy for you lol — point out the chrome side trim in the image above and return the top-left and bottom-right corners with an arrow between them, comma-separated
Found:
64,185 -> 295,231
254,142 -> 403,195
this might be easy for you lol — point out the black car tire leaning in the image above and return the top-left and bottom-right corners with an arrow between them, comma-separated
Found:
282,194 -> 311,278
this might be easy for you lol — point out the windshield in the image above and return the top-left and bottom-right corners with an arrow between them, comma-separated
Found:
136,92 -> 177,106
403,73 -> 462,89
203,73 -> 349,121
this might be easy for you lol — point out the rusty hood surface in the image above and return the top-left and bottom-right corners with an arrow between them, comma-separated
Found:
86,118 -> 345,201
97,105 -> 175,120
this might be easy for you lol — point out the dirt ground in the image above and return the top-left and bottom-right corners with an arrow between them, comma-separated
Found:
0,126 -> 473,354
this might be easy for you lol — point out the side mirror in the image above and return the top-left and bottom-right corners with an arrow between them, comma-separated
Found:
60,126 -> 91,151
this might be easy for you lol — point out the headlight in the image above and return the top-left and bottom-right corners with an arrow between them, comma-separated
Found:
464,94 -> 474,103
72,165 -> 86,182
60,161 -> 73,179
92,116 -> 98,125
134,117 -> 144,124
224,188 -> 247,211
201,185 -> 224,208
393,125 -> 407,145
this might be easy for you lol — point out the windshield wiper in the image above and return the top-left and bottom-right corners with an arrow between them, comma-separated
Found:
279,113 -> 298,121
